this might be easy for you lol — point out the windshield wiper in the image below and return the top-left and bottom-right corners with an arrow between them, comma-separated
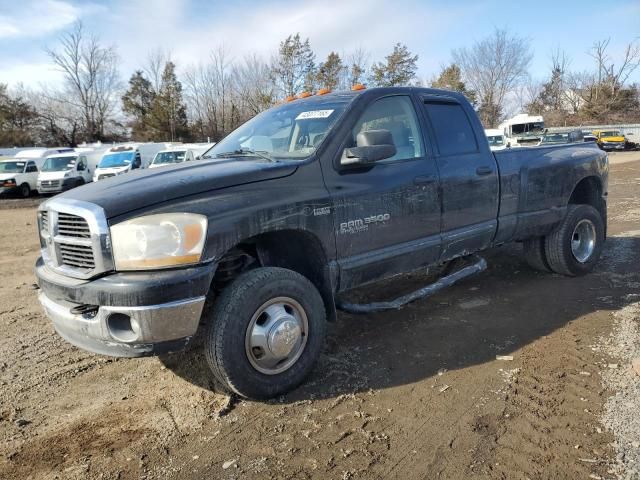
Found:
214,149 -> 275,162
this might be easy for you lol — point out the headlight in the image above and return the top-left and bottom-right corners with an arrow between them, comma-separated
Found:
110,213 -> 207,270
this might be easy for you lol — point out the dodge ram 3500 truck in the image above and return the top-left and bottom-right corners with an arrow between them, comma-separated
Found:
35,87 -> 608,399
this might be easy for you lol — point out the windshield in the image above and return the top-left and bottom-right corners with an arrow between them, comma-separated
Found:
541,133 -> 569,144
0,161 -> 25,173
42,156 -> 77,172
99,151 -> 134,168
487,135 -> 505,146
601,131 -> 621,137
511,122 -> 545,136
205,99 -> 350,161
153,151 -> 186,165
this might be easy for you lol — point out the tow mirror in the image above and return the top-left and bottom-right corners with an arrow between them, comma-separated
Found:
342,129 -> 396,166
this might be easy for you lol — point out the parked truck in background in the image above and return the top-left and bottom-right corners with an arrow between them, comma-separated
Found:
593,129 -> 626,151
35,87 -> 608,399
499,113 -> 545,147
484,128 -> 507,151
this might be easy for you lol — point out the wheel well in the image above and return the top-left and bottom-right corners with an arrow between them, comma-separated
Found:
569,176 -> 606,235
212,230 -> 337,322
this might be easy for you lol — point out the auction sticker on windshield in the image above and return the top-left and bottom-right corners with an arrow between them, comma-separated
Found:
296,110 -> 334,120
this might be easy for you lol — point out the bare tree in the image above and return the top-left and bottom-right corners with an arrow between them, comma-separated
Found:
453,28 -> 532,127
183,46 -> 236,141
45,21 -> 121,142
232,55 -> 276,116
144,48 -> 172,94
343,47 -> 370,88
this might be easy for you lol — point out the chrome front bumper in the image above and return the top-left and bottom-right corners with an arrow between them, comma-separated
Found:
39,291 -> 206,357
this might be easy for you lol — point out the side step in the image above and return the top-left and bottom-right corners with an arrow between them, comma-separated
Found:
336,255 -> 487,314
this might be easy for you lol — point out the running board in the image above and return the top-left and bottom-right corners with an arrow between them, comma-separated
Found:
336,255 -> 487,314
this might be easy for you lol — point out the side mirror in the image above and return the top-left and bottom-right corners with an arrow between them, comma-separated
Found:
341,129 -> 396,166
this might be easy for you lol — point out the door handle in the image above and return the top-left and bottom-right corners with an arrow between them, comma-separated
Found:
414,175 -> 437,185
476,166 -> 494,176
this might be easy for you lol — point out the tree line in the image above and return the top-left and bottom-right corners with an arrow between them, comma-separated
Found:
1,22 -> 639,148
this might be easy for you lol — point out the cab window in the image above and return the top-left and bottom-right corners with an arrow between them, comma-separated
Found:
26,162 -> 38,173
423,101 -> 478,156
77,157 -> 86,171
351,96 -> 424,162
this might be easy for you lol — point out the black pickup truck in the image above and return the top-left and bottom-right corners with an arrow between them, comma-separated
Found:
35,87 -> 608,399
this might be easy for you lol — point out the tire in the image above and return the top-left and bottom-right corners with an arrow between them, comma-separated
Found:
523,237 -> 551,272
19,183 -> 30,198
544,204 -> 605,276
205,267 -> 327,399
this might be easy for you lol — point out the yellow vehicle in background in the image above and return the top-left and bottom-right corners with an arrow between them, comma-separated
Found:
593,129 -> 626,151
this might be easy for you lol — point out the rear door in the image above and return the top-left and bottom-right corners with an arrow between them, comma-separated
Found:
420,96 -> 499,260
324,93 -> 441,291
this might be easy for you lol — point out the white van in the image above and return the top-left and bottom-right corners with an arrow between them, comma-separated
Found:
93,145 -> 142,181
93,143 -> 170,181
37,152 -> 93,194
148,147 -> 195,169
0,158 -> 40,197
14,148 -> 75,168
484,129 -> 508,151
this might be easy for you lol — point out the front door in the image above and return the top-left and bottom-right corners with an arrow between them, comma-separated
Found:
323,94 -> 441,291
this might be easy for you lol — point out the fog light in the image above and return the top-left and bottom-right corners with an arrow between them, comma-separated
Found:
107,313 -> 140,343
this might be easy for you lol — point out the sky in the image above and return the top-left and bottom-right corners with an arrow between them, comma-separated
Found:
0,0 -> 639,89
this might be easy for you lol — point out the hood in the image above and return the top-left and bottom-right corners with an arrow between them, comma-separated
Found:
0,173 -> 18,181
95,165 -> 130,173
58,158 -> 297,218
601,135 -> 625,143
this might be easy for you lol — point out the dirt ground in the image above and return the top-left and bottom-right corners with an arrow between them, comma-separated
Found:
1,152 -> 640,480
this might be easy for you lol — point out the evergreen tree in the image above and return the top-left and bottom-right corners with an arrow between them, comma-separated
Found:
371,43 -> 418,87
431,64 -> 476,104
0,84 -> 39,147
316,52 -> 344,91
271,33 -> 316,97
121,71 -> 156,141
149,62 -> 189,141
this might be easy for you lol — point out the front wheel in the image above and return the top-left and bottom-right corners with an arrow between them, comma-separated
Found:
19,183 -> 30,198
544,204 -> 605,276
204,267 -> 327,399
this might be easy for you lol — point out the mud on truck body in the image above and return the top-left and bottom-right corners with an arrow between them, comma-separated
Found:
35,87 -> 608,399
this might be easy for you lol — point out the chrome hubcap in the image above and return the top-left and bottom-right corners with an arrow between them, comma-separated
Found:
571,219 -> 596,263
245,297 -> 308,375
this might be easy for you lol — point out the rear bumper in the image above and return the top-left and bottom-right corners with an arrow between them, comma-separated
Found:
35,257 -> 216,357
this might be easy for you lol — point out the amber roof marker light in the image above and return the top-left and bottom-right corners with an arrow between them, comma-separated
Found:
351,84 -> 366,91
285,95 -> 298,102
299,92 -> 312,98
316,88 -> 331,95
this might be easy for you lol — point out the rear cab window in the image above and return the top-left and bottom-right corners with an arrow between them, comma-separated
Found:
423,101 -> 479,156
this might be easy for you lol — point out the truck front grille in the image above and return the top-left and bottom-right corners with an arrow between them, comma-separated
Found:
57,213 -> 91,239
38,199 -> 113,279
41,210 -> 49,231
98,174 -> 115,180
59,243 -> 96,270
40,180 -> 61,188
